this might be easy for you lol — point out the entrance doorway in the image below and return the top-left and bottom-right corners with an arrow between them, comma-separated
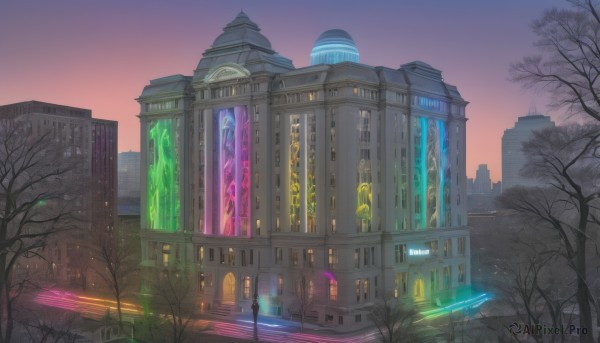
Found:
413,278 -> 425,300
222,272 -> 236,304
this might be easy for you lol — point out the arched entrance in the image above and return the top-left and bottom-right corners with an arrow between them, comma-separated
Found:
222,272 -> 236,304
413,278 -> 425,300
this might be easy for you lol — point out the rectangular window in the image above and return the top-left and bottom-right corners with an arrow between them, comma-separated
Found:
162,244 -> 171,267
149,242 -> 157,260
444,239 -> 452,257
228,248 -> 235,266
290,249 -> 299,266
354,249 -> 360,268
198,273 -> 205,292
371,247 -> 375,265
355,280 -> 361,302
374,276 -> 378,298
209,248 -> 214,262
329,279 -> 338,302
307,248 -> 314,267
219,248 -> 225,264
443,266 -> 451,290
458,263 -> 466,283
197,246 -> 204,264
331,219 -> 336,233
243,276 -> 251,299
426,241 -> 439,256
328,248 -> 337,269
355,314 -> 362,323
275,247 -> 283,264
241,250 -> 247,267
395,244 -> 406,264
364,247 -> 369,267
364,278 -> 369,301
250,249 -> 254,265
277,274 -> 284,295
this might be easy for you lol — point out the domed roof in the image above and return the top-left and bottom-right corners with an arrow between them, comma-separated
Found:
211,11 -> 272,50
310,29 -> 359,65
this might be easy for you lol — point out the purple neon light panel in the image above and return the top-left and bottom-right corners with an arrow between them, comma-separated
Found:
211,106 -> 250,237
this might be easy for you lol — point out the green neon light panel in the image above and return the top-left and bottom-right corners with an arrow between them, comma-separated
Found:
147,119 -> 180,232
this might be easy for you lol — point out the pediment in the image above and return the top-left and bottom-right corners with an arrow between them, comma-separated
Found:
204,64 -> 250,83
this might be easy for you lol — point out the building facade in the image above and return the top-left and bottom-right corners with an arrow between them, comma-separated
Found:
138,12 -> 470,328
502,113 -> 555,191
0,101 -> 118,289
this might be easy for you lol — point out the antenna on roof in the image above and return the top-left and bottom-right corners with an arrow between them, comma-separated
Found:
528,102 -> 538,116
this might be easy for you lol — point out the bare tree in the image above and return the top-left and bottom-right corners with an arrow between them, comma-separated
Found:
368,294 -> 421,343
289,271 -> 314,332
91,227 -> 137,329
510,0 -> 600,122
152,267 -> 193,343
499,124 -> 600,343
0,119 -> 83,343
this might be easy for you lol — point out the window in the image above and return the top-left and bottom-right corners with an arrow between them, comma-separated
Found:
307,249 -> 314,267
444,239 -> 452,257
371,247 -> 375,265
330,173 -> 336,187
243,276 -> 251,299
426,241 -> 439,256
277,274 -> 284,295
354,249 -> 360,268
458,264 -> 466,283
364,278 -> 369,301
241,250 -> 247,266
250,249 -> 254,265
374,276 -> 378,298
228,248 -> 235,266
458,237 -> 466,256
338,316 -> 343,325
364,248 -> 370,267
198,273 -> 205,292
328,248 -> 337,269
395,244 -> 406,264
290,249 -> 299,266
443,266 -> 451,290
355,314 -> 362,323
329,279 -> 338,302
331,219 -> 336,233
255,129 -> 259,144
219,248 -> 225,264
275,247 -> 283,264
256,219 -> 261,235
355,280 -> 361,302
395,272 -> 408,297
197,246 -> 204,264
209,248 -> 214,262
162,244 -> 171,267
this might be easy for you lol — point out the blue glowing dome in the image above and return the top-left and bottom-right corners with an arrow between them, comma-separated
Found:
310,29 -> 359,65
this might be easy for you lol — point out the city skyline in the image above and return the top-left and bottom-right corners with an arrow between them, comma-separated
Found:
0,0 -> 568,180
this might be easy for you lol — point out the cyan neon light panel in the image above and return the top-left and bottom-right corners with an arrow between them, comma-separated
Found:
147,118 -> 180,232
414,117 -> 450,229
211,106 -> 251,237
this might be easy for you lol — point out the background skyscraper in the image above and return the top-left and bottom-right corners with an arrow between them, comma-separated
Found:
473,164 -> 491,194
502,113 -> 555,191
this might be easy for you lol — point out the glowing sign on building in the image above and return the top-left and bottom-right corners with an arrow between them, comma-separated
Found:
147,118 -> 180,232
211,106 -> 251,237
409,249 -> 430,256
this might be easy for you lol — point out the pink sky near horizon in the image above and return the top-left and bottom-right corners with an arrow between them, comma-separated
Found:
0,0 -> 570,181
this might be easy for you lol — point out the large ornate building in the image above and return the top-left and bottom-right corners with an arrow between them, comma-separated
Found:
138,12 -> 471,328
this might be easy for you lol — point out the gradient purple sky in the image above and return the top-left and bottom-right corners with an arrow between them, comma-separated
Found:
0,0 -> 569,181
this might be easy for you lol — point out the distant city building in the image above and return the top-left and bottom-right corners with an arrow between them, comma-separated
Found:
466,178 -> 474,194
0,101 -> 117,288
502,113 -> 555,191
491,181 -> 501,195
472,164 -> 491,194
118,151 -> 140,198
118,151 -> 140,215
137,12 -> 474,329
